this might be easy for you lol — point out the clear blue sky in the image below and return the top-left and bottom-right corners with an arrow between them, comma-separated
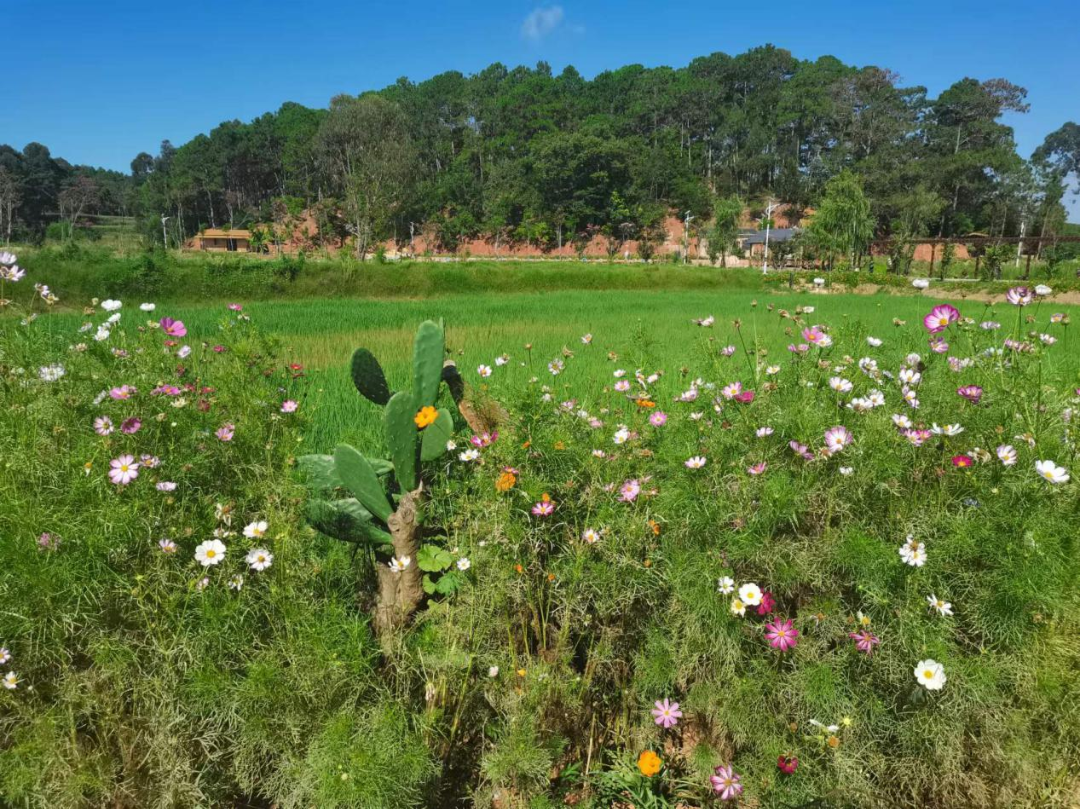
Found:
9,0 -> 1080,219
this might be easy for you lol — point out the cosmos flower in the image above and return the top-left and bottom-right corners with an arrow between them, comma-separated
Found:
281,400 -> 299,414
108,455 -> 140,485
927,594 -> 953,616
951,454 -> 973,468
159,317 -> 187,337
618,479 -> 641,502
899,536 -> 926,567
243,520 -> 268,539
923,304 -> 960,334
685,456 -> 706,469
717,576 -> 735,595
388,555 -> 411,572
216,423 -> 235,442
1005,287 -> 1033,307
849,629 -> 880,655
648,411 -> 667,427
765,618 -> 799,651
710,764 -> 743,801
914,659 -> 947,690
651,698 -> 682,728
194,539 -> 227,567
477,364 -> 492,378
802,326 -> 832,348
110,385 -> 136,400
581,528 -> 600,544
94,416 -> 114,436
246,548 -> 274,571
738,583 -> 763,606
747,461 -> 768,476
120,417 -> 141,434
1034,460 -> 1069,484
957,385 -> 983,404
996,445 -> 1017,466
824,425 -> 853,453
777,755 -> 799,774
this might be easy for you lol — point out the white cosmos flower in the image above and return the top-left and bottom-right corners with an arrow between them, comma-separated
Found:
912,278 -> 930,289
477,365 -> 492,378
829,377 -> 853,394
581,528 -> 600,544
389,555 -> 411,572
488,666 -> 499,677
927,594 -> 953,616
867,336 -> 883,347
38,364 -> 66,382
243,520 -> 268,539
738,583 -> 762,606
94,325 -> 111,342
685,455 -> 707,469
100,299 -> 122,311
195,539 -> 227,567
456,557 -> 471,571
613,426 -> 630,445
765,365 -> 781,375
914,659 -> 946,690
139,302 -> 156,311
1035,460 -> 1069,484
996,445 -> 1017,466
899,538 -> 926,567
1034,284 -> 1052,296
717,576 -> 735,595
0,647 -> 9,665
459,448 -> 480,462
2,671 -> 18,690
246,548 -> 273,571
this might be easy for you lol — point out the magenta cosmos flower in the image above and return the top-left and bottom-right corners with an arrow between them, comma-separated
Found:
923,304 -> 960,334
649,411 -> 667,427
531,499 -> 554,517
747,461 -> 768,476
957,385 -> 983,404
159,317 -> 187,337
215,423 -> 235,442
928,336 -> 949,354
711,764 -> 743,801
952,454 -> 974,468
765,618 -> 799,651
849,629 -> 880,655
109,385 -> 136,400
120,417 -> 141,434
777,755 -> 799,774
733,390 -> 755,404
108,454 -> 140,485
757,592 -> 776,615
1006,286 -> 1033,307
281,400 -> 298,413
651,698 -> 682,728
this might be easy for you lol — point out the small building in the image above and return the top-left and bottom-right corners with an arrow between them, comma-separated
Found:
192,229 -> 253,252
740,227 -> 799,256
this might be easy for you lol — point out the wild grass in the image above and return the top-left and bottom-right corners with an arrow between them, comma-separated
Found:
3,255 -> 1080,807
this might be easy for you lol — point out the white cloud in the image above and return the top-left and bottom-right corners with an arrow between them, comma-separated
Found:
521,5 -> 565,41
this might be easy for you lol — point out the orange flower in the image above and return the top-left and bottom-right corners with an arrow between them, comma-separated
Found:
514,564 -> 524,574
636,398 -> 656,408
553,440 -> 565,450
414,406 -> 438,429
648,519 -> 661,536
495,471 -> 517,492
637,750 -> 662,777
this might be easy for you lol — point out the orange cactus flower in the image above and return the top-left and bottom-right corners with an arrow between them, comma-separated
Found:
414,406 -> 438,429
637,750 -> 662,777
495,471 -> 517,491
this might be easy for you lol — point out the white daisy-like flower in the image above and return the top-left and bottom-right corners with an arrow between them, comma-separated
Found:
456,557 -> 471,571
730,597 -> 747,617
246,548 -> 273,571
389,555 -> 411,573
914,659 -> 946,690
2,671 -> 18,690
458,448 -> 480,462
1035,460 -> 1069,484
866,336 -> 883,347
477,365 -> 492,378
100,299 -> 122,311
738,583 -> 762,606
0,647 -> 10,665
996,445 -> 1017,466
243,520 -> 268,539
488,666 -> 499,677
717,576 -> 735,595
685,455 -> 707,469
139,302 -> 156,311
581,528 -> 600,544
899,537 -> 926,567
195,539 -> 227,567
927,594 -> 953,616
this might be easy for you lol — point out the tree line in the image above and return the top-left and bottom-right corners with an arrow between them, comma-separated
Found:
2,45 -> 1078,257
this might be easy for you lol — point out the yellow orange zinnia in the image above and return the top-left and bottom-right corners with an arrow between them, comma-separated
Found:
414,406 -> 438,429
637,750 -> 662,777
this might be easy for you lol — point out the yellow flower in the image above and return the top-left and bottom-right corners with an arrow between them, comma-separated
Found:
414,406 -> 438,429
637,750 -> 662,777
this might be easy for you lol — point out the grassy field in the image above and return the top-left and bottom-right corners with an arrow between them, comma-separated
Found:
57,287 -> 1075,451
5,254 -> 1080,807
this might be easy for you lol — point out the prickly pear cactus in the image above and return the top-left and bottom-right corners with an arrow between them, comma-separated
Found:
299,319 -> 462,636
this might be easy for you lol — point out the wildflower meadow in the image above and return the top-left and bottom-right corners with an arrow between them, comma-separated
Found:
2,250 -> 1080,808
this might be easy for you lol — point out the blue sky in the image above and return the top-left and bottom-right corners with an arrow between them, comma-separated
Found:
8,0 -> 1080,218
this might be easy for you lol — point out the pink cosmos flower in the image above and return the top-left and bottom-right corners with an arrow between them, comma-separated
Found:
789,440 -> 814,461
802,326 -> 831,347
651,698 -> 683,728
923,304 -> 960,334
212,345 -> 226,353
849,629 -> 880,655
957,385 -> 983,404
748,461 -> 768,476
158,538 -> 177,554
110,385 -> 136,400
108,454 -> 140,485
531,499 -> 554,517
470,431 -> 498,448
120,417 -> 141,434
151,384 -> 182,396
649,411 -> 667,427
1006,286 -> 1033,307
777,755 -> 799,775
711,764 -> 743,801
156,481 -> 177,492
928,336 -> 949,354
733,390 -> 755,404
227,303 -> 243,311
216,423 -> 235,442
788,343 -> 809,354
721,345 -> 736,357
756,592 -> 776,615
281,400 -> 298,413
38,532 -> 60,551
823,425 -> 853,453
159,317 -> 187,337
619,479 -> 642,502
952,454 -> 973,468
903,428 -> 932,447
765,618 -> 799,652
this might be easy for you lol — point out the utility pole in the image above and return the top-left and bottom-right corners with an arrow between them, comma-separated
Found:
683,211 -> 694,265
762,200 -> 778,275
161,214 -> 171,250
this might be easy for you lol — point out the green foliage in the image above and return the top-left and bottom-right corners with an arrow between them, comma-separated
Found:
420,408 -> 454,462
333,444 -> 394,522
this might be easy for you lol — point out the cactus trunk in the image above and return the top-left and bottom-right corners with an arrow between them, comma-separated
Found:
373,487 -> 425,636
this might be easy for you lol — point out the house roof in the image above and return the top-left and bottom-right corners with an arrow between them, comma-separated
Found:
201,229 -> 252,239
741,227 -> 798,246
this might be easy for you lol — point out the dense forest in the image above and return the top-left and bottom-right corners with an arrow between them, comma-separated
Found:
2,46 -> 1079,256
